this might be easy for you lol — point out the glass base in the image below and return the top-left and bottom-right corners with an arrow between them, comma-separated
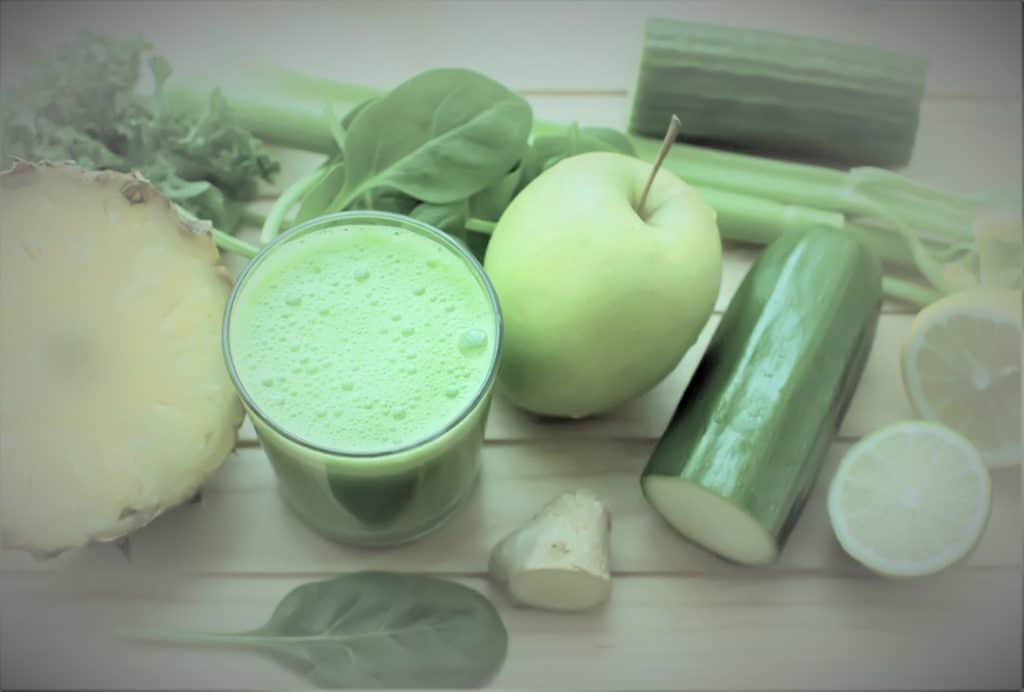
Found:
278,468 -> 479,548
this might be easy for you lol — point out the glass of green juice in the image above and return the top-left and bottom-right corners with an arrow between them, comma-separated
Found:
223,211 -> 502,546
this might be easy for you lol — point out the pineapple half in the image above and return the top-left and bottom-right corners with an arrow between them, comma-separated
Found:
0,162 -> 244,557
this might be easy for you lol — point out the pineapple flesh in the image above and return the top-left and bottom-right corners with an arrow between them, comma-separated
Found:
0,162 -> 244,556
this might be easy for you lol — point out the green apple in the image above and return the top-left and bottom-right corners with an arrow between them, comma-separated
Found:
483,151 -> 722,418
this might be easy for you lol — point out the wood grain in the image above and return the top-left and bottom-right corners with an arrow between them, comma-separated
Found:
1,570 -> 1020,690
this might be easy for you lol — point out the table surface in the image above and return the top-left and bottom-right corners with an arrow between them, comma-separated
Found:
1,1 -> 1021,690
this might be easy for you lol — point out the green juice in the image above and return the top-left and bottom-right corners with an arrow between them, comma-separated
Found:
224,212 -> 501,545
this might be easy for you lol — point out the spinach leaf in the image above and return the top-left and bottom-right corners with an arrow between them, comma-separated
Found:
411,201 -> 495,258
577,126 -> 635,156
365,189 -> 419,215
294,161 -> 346,224
326,103 -> 347,153
411,200 -> 470,240
533,122 -> 636,170
121,572 -> 508,689
296,169 -> 417,225
341,98 -> 379,131
465,143 -> 541,244
328,69 -> 532,211
470,165 -> 523,222
517,143 -> 543,191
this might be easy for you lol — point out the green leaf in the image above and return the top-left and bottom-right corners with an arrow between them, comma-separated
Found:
517,143 -> 543,190
411,200 -> 469,238
325,102 -> 346,153
466,144 -> 543,230
367,189 -> 418,215
294,161 -> 346,224
330,68 -> 532,210
579,127 -> 636,155
122,572 -> 508,689
319,98 -> 376,158
341,98 -> 379,131
0,33 -> 280,232
533,122 -> 636,170
469,165 -> 523,221
411,200 -> 489,258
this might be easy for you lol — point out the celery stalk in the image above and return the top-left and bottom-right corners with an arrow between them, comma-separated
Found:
882,277 -> 942,307
842,222 -> 919,268
628,134 -> 846,189
698,187 -> 917,268
211,229 -> 259,259
629,135 -> 977,243
694,187 -> 844,236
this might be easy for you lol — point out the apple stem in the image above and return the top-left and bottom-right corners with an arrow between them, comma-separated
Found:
636,114 -> 682,217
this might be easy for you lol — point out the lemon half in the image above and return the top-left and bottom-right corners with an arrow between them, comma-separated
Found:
828,421 -> 991,578
901,289 -> 1022,465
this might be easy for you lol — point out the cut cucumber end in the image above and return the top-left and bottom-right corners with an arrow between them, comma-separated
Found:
509,569 -> 611,612
643,476 -> 778,565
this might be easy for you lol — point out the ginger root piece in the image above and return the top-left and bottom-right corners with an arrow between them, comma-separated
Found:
0,162 -> 244,557
489,490 -> 612,611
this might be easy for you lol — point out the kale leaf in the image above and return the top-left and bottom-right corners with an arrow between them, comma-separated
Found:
0,33 -> 279,230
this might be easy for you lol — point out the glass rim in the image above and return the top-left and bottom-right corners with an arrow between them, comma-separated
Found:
222,210 -> 503,460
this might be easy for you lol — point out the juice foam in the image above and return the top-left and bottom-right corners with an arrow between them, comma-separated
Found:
230,224 -> 497,454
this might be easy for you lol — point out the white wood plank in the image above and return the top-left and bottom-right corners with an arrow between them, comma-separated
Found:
1,570 -> 1019,690
2,1 -> 1019,97
2,439 -> 1017,577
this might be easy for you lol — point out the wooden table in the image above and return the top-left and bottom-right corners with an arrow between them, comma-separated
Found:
1,1 -> 1021,689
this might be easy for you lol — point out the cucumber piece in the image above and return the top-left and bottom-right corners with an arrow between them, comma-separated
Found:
641,229 -> 882,565
630,18 -> 928,166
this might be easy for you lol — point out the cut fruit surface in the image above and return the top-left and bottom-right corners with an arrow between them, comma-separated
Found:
642,476 -> 778,565
901,288 -> 1022,466
0,162 -> 243,556
827,421 -> 991,578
